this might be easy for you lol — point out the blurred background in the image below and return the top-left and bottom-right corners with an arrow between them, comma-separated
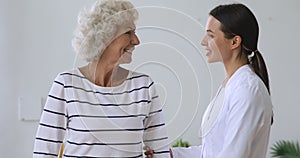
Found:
0,0 -> 299,157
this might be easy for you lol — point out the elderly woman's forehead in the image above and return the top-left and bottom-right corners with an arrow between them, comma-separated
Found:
119,20 -> 136,29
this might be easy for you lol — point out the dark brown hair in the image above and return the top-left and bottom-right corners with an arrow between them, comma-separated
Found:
209,3 -> 270,94
210,4 -> 273,124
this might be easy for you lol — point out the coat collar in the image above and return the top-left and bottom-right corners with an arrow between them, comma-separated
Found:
225,64 -> 252,89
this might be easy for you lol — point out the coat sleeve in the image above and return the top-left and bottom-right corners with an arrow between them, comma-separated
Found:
33,74 -> 68,157
217,85 -> 268,158
171,146 -> 202,158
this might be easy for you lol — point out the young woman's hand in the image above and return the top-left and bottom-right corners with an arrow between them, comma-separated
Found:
170,148 -> 173,158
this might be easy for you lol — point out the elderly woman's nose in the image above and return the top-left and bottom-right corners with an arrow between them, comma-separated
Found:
131,33 -> 140,45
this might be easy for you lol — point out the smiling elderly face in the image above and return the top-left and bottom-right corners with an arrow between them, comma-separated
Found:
72,0 -> 139,62
99,20 -> 140,65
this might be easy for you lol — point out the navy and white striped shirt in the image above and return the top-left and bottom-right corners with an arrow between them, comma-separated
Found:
33,68 -> 169,158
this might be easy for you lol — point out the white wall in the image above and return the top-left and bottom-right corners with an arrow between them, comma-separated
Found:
1,0 -> 299,157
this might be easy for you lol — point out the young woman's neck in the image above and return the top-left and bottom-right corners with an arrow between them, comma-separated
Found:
223,53 -> 248,82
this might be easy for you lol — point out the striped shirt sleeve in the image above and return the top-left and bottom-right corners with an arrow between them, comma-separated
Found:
33,74 -> 67,157
143,79 -> 170,157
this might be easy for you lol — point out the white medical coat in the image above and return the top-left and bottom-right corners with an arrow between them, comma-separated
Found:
172,65 -> 273,158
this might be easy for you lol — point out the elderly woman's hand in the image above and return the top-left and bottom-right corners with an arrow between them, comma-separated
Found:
143,146 -> 173,158
144,149 -> 154,158
143,146 -> 153,158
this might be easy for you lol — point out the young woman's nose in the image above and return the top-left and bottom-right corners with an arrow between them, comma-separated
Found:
200,35 -> 208,46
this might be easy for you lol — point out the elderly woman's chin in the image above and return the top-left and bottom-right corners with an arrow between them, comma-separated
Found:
119,52 -> 133,64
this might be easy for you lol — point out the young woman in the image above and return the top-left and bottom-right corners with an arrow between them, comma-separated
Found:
146,3 -> 273,158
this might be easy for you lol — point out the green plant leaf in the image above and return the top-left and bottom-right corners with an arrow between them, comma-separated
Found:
172,138 -> 191,148
270,140 -> 300,158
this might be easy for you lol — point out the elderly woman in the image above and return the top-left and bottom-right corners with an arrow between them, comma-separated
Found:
33,0 -> 169,157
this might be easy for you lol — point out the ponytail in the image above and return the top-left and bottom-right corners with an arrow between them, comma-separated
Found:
250,51 -> 270,94
250,50 -> 273,125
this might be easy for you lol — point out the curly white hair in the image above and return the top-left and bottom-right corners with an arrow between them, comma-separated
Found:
72,0 -> 138,62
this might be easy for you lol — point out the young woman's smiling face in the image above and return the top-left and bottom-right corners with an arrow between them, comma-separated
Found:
201,16 -> 233,63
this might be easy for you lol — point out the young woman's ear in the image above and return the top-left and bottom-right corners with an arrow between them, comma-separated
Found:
231,35 -> 242,50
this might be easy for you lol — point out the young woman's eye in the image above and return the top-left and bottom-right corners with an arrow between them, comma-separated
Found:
125,31 -> 131,35
208,34 -> 214,38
